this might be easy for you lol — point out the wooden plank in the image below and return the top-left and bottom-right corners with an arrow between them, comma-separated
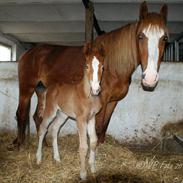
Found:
85,1 -> 93,42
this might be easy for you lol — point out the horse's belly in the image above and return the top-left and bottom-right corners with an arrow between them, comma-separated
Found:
59,100 -> 76,119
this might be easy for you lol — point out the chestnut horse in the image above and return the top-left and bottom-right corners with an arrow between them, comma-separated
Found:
36,43 -> 104,180
14,1 -> 168,147
94,1 -> 168,143
14,45 -> 86,147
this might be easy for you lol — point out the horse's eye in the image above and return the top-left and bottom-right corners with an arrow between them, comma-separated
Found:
163,35 -> 168,42
138,33 -> 144,40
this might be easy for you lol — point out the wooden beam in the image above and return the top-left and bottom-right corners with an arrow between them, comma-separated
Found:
85,1 -> 94,42
83,0 -> 105,37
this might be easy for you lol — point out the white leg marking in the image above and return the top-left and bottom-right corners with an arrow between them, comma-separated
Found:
77,120 -> 88,180
87,116 -> 98,173
36,132 -> 45,164
49,110 -> 68,162
36,109 -> 57,164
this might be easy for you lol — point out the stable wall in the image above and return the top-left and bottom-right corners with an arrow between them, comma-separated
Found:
0,62 -> 183,146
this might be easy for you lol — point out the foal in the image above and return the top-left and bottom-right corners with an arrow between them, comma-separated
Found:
36,43 -> 105,180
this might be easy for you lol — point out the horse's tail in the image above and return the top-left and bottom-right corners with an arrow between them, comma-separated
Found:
35,81 -> 46,93
35,81 -> 47,119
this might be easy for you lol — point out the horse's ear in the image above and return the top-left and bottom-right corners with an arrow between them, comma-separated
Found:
83,42 -> 92,56
160,4 -> 168,23
139,1 -> 148,20
98,44 -> 105,58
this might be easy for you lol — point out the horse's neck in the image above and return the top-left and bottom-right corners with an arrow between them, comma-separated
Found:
96,23 -> 139,78
78,71 -> 91,98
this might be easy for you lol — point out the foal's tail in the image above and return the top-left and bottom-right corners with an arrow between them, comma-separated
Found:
35,81 -> 46,93
35,81 -> 47,119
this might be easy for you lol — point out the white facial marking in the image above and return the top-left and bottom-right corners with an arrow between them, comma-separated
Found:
142,25 -> 164,86
91,56 -> 100,95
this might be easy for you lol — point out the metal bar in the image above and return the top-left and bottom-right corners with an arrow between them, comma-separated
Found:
174,41 -> 179,61
168,44 -> 170,61
171,43 -> 173,61
173,32 -> 183,42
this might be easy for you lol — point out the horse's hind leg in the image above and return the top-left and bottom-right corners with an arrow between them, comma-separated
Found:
33,89 -> 46,134
14,88 -> 34,148
49,111 -> 68,162
33,85 -> 51,146
36,99 -> 57,164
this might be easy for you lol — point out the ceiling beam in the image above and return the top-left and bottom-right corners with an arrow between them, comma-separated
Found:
0,3 -> 183,22
0,0 -> 183,5
1,21 -> 183,34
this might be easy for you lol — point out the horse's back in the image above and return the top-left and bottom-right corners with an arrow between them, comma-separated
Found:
43,45 -> 85,86
18,44 -> 85,88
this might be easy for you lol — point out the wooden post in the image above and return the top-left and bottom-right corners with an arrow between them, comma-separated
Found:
85,1 -> 94,42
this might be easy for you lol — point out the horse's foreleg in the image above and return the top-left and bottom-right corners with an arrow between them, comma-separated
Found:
96,101 -> 117,143
77,117 -> 88,180
87,116 -> 97,173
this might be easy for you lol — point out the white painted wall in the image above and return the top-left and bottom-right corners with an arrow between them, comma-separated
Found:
0,62 -> 183,145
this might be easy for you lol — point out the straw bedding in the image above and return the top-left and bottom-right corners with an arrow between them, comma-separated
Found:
0,130 -> 183,183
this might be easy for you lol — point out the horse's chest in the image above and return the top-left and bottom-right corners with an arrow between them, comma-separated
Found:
104,75 -> 130,101
88,97 -> 102,120
112,82 -> 129,100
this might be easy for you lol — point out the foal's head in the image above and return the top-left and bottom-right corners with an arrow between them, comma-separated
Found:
83,42 -> 105,96
137,1 -> 168,91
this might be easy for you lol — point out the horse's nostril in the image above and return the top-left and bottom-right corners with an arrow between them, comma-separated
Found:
142,73 -> 146,79
96,88 -> 101,94
154,74 -> 158,82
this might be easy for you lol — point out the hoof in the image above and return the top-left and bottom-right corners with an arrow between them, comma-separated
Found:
36,153 -> 42,165
80,171 -> 87,180
90,164 -> 96,174
97,137 -> 105,145
54,156 -> 61,162
7,143 -> 18,151
7,139 -> 21,151
36,158 -> 41,165
96,133 -> 106,144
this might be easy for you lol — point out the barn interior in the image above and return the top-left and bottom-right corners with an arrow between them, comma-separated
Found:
0,0 -> 183,60
0,0 -> 183,183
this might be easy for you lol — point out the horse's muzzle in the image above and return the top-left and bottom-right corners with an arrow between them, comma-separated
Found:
141,81 -> 158,92
91,87 -> 101,96
141,72 -> 159,92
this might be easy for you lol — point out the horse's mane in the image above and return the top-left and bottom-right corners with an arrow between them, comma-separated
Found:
94,23 -> 139,77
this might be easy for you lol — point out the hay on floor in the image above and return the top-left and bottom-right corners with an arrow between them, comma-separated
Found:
0,131 -> 183,183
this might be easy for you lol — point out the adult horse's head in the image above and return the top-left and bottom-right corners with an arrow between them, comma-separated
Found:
137,1 -> 168,91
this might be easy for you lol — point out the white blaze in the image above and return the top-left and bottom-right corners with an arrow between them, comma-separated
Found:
142,25 -> 164,86
91,56 -> 100,95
